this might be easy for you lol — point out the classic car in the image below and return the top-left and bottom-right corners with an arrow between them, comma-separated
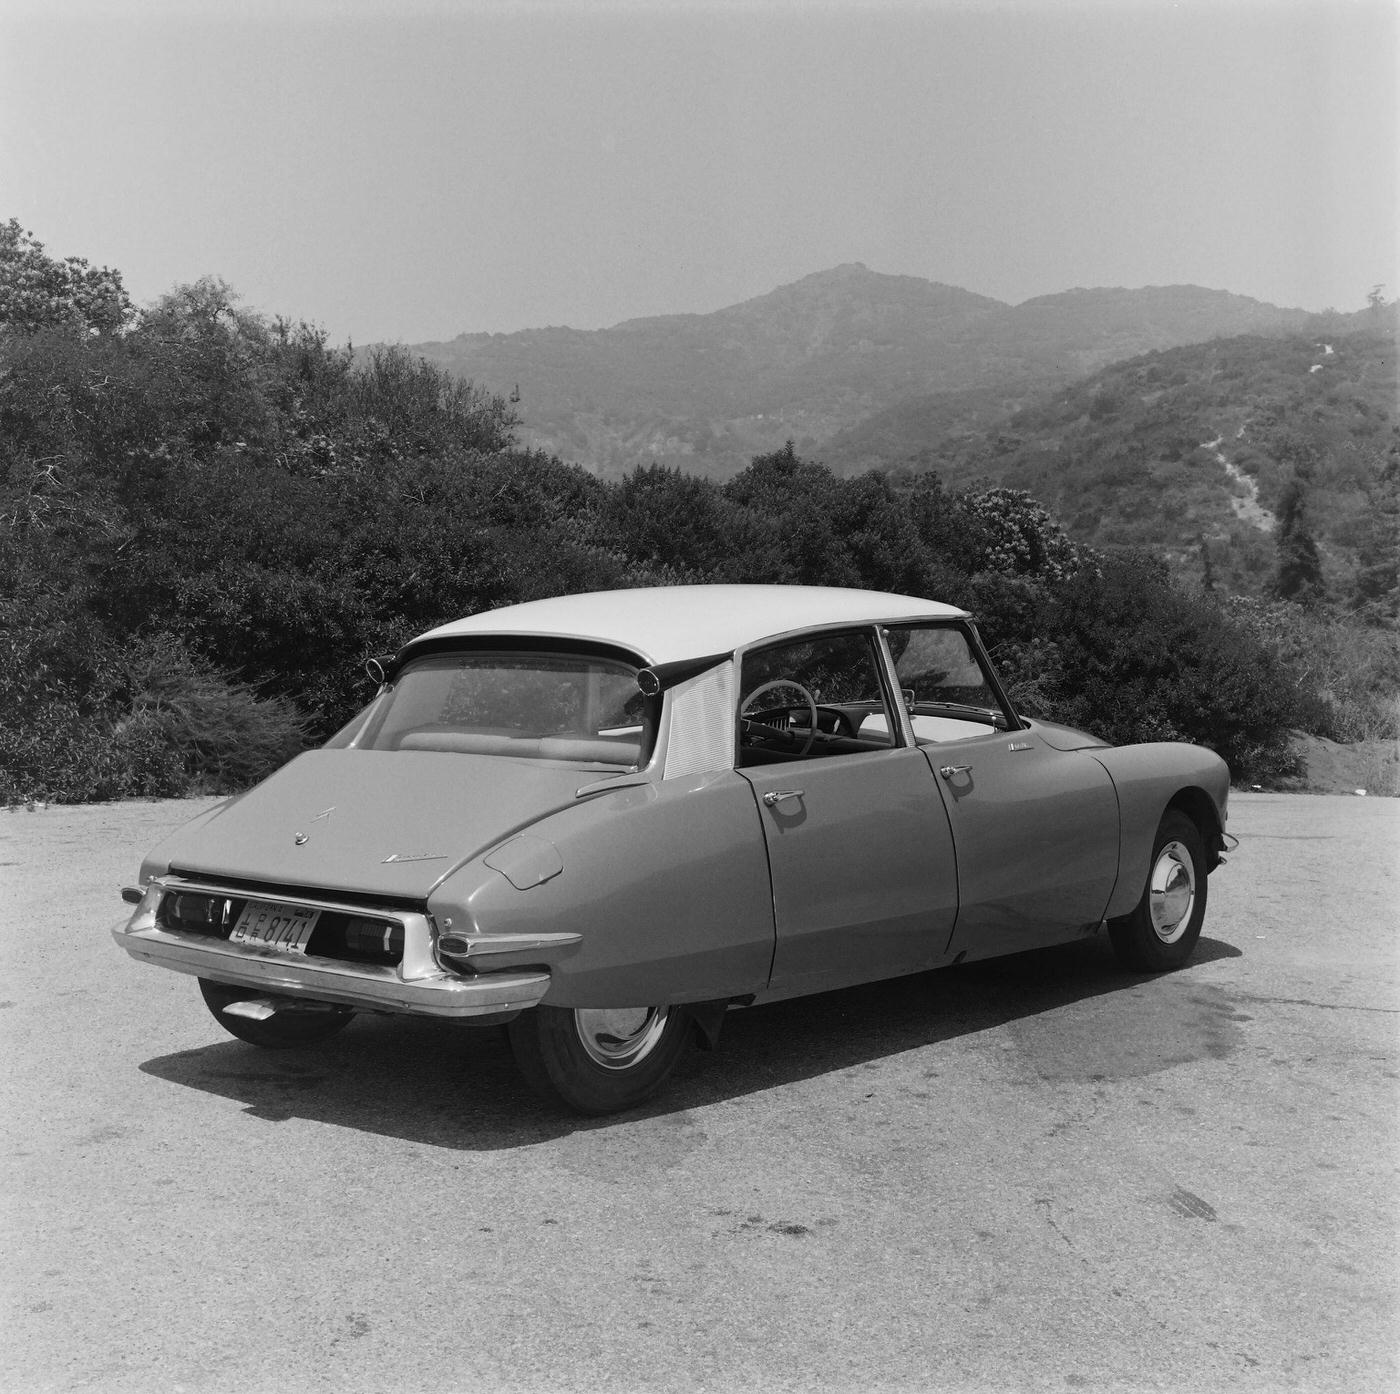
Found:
113,584 -> 1233,1114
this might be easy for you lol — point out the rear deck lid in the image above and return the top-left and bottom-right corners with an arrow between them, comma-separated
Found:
150,748 -> 587,900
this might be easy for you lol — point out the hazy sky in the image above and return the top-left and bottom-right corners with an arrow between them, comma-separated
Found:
2,0 -> 1395,344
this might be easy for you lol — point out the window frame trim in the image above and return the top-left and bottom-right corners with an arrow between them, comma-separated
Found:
877,619 -> 1026,737
732,623 -> 910,762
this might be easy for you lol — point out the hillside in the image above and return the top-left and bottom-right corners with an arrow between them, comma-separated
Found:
851,323 -> 1398,602
405,266 -> 1344,478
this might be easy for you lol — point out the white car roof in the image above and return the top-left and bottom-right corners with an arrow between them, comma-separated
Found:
414,585 -> 969,666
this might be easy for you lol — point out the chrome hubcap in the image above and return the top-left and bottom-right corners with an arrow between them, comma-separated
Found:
573,1006 -> 671,1070
1148,841 -> 1196,943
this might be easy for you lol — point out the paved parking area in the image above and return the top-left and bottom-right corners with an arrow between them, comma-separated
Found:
2,792 -> 1397,1392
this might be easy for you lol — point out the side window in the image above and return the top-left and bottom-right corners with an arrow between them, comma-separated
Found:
884,625 -> 1009,743
737,630 -> 896,765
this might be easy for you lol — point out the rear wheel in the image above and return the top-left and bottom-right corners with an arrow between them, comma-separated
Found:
507,1003 -> 690,1114
1108,811 -> 1207,972
198,978 -> 354,1048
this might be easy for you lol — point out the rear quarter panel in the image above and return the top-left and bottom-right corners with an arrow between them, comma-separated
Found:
1090,743 -> 1231,919
430,770 -> 775,1008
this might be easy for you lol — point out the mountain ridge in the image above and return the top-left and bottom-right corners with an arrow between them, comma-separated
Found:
399,264 -> 1368,479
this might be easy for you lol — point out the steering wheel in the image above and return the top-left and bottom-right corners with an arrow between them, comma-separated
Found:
739,679 -> 819,757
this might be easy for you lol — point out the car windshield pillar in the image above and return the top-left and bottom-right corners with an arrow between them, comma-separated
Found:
880,622 -> 1022,741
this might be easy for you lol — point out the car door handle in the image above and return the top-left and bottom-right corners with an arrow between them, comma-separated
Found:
939,765 -> 972,780
762,789 -> 805,807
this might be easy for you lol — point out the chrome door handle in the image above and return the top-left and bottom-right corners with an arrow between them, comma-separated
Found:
939,765 -> 972,780
762,789 -> 804,807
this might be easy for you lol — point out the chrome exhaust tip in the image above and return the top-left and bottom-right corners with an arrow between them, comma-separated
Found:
222,998 -> 278,1021
221,997 -> 346,1021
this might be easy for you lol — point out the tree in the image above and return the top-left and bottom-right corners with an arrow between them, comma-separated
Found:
0,220 -> 133,335
1349,436 -> 1399,621
1273,471 -> 1326,605
957,487 -> 1096,584
1199,534 -> 1218,594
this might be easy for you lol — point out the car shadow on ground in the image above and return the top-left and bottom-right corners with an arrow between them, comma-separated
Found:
138,933 -> 1243,1150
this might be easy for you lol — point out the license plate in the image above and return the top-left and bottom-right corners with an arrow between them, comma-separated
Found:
229,900 -> 320,953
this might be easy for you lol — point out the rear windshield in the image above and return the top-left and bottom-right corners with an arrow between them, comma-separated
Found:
349,651 -> 652,768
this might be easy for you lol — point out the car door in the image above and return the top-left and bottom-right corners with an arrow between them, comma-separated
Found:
884,623 -> 1120,961
734,628 -> 958,996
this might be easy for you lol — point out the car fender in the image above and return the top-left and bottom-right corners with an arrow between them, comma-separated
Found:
1090,743 -> 1231,920
429,769 -> 775,1009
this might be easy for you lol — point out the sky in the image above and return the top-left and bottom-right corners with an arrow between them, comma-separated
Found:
2,0 -> 1396,345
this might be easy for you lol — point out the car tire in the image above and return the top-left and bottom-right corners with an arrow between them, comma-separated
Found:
1108,810 -> 1208,972
507,1003 -> 690,1115
198,978 -> 354,1048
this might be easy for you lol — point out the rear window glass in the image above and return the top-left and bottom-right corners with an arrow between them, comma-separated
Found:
352,652 -> 652,768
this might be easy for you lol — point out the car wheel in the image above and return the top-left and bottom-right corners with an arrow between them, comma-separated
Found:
1108,810 -> 1208,972
507,1003 -> 690,1115
198,978 -> 354,1048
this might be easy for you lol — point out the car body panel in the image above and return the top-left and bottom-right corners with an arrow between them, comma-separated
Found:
429,769 -> 776,1008
924,729 -> 1121,961
738,747 -> 959,995
413,584 -> 968,667
1091,742 -> 1231,920
140,748 -> 592,900
1029,718 -> 1111,752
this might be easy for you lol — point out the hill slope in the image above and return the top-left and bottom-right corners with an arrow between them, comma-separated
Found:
406,266 -> 1341,478
858,323 -> 1398,601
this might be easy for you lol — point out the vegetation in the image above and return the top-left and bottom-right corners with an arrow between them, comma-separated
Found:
872,326 -> 1399,609
2,228 -> 1394,802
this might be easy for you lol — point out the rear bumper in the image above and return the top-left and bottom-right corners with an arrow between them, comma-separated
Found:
111,879 -> 550,1019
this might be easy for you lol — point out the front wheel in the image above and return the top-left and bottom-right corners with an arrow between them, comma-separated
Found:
198,978 -> 354,1048
507,1004 -> 690,1114
1108,810 -> 1208,972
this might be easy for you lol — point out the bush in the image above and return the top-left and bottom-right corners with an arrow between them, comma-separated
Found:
1225,597 -> 1400,743
114,636 -> 311,791
0,616 -> 308,803
1040,554 -> 1304,783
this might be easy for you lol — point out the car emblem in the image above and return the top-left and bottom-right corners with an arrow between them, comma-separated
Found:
382,852 -> 449,864
294,832 -> 310,845
310,806 -> 335,822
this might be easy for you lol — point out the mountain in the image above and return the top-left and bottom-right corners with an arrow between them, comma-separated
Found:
861,322 -> 1398,601
405,265 -> 1354,478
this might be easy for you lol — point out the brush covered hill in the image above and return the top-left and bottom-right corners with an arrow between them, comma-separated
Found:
406,265 -> 1340,478
839,321 -> 1399,603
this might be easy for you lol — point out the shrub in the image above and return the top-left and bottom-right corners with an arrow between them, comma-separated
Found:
1041,553 -> 1304,783
1225,597 -> 1400,743
0,616 -> 309,803
115,636 -> 311,791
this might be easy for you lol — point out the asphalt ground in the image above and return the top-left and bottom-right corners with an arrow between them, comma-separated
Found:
2,792 -> 1397,1394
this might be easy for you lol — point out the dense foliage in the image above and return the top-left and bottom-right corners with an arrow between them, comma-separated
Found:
3,230 -> 1392,801
870,324 -> 1399,607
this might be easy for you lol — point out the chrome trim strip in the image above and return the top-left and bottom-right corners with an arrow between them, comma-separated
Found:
437,931 -> 583,960
113,876 -> 550,1018
151,874 -> 417,922
148,873 -> 443,981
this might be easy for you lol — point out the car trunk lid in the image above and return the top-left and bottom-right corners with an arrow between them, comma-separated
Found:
151,748 -> 588,899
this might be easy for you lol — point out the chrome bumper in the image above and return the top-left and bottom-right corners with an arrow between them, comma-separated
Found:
111,878 -> 550,1019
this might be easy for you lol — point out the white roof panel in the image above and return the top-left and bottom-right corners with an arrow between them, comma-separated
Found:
412,585 -> 969,666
